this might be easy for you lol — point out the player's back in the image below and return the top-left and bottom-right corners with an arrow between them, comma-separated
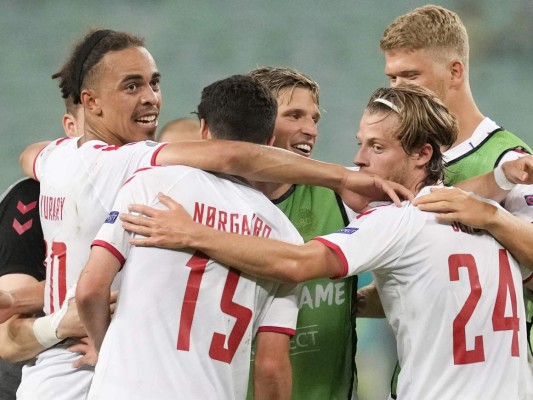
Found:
319,188 -> 532,399
34,137 -> 164,314
88,165 -> 301,400
376,199 -> 531,399
18,138 -> 165,400
394,218 -> 529,398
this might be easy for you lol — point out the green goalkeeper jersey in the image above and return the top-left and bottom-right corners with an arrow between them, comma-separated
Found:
247,184 -> 356,400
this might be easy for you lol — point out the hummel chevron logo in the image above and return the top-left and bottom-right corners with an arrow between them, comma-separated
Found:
17,200 -> 37,214
13,218 -> 33,235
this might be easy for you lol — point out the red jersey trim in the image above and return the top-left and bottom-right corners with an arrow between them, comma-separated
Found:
151,143 -> 169,166
523,272 -> 533,285
355,208 -> 377,220
91,240 -> 126,267
257,326 -> 296,337
312,237 -> 348,278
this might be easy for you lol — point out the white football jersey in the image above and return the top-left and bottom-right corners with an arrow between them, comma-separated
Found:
316,187 -> 533,400
35,137 -> 166,314
87,165 -> 302,400
17,137 -> 167,400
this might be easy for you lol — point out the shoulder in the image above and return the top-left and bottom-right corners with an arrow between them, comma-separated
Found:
0,178 -> 39,204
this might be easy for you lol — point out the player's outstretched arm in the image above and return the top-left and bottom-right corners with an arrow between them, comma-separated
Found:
155,140 -> 412,210
76,246 -> 121,351
120,193 -> 343,283
253,332 -> 292,400
413,187 -> 533,270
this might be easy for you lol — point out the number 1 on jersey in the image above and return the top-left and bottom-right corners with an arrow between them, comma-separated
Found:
45,240 -> 67,313
177,251 -> 253,364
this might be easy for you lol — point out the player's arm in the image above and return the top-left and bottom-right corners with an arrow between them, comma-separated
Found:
154,140 -> 412,210
0,278 -> 85,362
253,332 -> 292,400
19,141 -> 51,180
356,281 -> 385,318
121,194 -> 342,284
456,156 -> 533,202
0,280 -> 45,323
0,273 -> 41,361
413,187 -> 533,270
76,246 -> 121,351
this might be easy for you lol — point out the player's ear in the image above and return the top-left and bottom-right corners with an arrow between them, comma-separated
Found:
81,89 -> 101,116
266,134 -> 276,147
199,119 -> 211,140
412,143 -> 433,166
62,114 -> 77,137
449,59 -> 465,86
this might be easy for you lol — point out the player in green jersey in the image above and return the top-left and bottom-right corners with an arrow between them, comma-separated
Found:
246,67 -> 356,400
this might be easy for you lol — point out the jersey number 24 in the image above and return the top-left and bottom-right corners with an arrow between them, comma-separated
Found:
450,249 -> 519,365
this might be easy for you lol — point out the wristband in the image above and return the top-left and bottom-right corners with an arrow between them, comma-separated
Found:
493,164 -> 516,191
33,315 -> 61,348
31,284 -> 75,348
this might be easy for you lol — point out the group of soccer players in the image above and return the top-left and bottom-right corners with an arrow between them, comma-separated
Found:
1,4 -> 533,400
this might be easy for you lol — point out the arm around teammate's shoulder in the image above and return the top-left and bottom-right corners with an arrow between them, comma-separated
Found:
19,141 -> 51,180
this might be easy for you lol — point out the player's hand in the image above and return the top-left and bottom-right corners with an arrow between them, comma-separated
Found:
412,187 -> 497,229
56,297 -> 86,339
121,193 -> 196,249
356,282 -> 385,318
340,170 -> 413,212
68,337 -> 98,368
0,290 -> 15,323
501,156 -> 533,184
56,291 -> 117,339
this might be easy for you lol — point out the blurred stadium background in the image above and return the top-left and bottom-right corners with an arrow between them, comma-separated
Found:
1,1 -> 532,399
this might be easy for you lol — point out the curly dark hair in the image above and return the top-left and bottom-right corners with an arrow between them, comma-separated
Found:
51,29 -> 144,104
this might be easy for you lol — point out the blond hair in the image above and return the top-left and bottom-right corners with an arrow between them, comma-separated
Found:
248,66 -> 319,105
380,5 -> 469,68
367,83 -> 458,189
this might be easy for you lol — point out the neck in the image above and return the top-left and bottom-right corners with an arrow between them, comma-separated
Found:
78,123 -> 125,147
446,86 -> 485,149
404,169 -> 427,196
253,182 -> 293,200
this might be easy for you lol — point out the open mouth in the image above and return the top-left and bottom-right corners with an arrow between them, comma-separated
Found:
135,114 -> 158,125
292,143 -> 312,156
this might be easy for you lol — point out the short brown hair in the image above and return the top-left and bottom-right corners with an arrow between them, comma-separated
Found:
248,66 -> 319,105
366,83 -> 458,189
380,5 -> 469,68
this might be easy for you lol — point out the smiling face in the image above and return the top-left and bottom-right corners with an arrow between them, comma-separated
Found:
272,87 -> 320,157
89,46 -> 162,144
354,109 -> 418,188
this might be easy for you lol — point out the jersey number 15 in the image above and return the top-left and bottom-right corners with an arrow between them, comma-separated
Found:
176,251 -> 253,364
